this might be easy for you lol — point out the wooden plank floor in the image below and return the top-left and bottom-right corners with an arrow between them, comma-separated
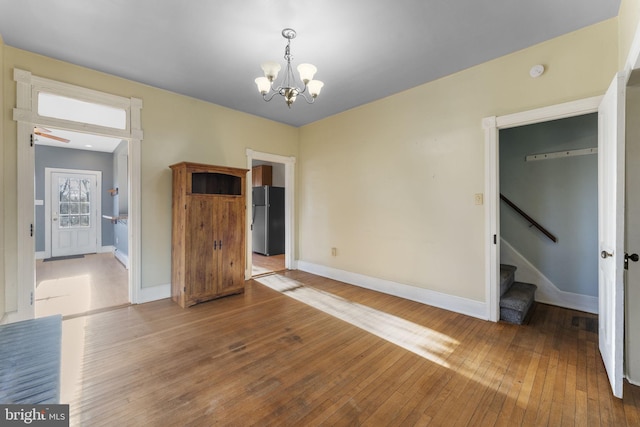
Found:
61,270 -> 640,426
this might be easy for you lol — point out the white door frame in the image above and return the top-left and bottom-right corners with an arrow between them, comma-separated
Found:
9,69 -> 143,322
482,96 -> 602,322
245,149 -> 296,279
45,168 -> 102,258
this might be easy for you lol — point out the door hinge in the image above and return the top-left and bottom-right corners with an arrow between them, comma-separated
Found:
183,286 -> 186,293
493,234 -> 497,244
30,291 -> 34,306
30,134 -> 34,147
30,224 -> 34,237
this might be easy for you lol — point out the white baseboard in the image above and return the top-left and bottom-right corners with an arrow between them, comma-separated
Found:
114,250 -> 129,269
99,245 -> 115,254
35,251 -> 46,260
501,238 -> 598,314
296,261 -> 487,320
137,283 -> 171,304
626,375 -> 640,387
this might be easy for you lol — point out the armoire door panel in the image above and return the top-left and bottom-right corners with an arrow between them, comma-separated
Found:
185,197 -> 217,304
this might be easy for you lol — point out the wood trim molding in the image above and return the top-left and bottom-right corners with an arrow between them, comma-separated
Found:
483,96 -> 601,323
9,68 -> 144,320
496,96 -> 602,130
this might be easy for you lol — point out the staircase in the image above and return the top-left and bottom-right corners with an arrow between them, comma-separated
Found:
500,264 -> 537,324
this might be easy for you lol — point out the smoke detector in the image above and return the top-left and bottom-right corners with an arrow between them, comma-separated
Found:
529,64 -> 545,78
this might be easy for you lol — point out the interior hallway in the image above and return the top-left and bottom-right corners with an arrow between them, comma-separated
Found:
36,252 -> 129,319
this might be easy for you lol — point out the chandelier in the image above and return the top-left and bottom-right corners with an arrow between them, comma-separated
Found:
254,28 -> 324,108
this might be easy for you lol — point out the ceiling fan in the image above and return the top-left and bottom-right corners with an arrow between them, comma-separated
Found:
33,127 -> 70,143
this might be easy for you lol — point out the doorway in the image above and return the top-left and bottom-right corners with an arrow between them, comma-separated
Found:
251,160 -> 286,276
11,69 -> 143,322
245,149 -> 295,279
498,113 -> 599,313
34,129 -> 130,318
483,96 -> 602,322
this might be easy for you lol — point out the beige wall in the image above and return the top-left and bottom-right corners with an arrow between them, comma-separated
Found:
1,46 -> 298,313
0,15 -> 627,317
298,19 -> 618,303
619,0 -> 640,69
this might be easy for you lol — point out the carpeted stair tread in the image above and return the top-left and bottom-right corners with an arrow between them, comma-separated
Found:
500,281 -> 537,325
500,281 -> 537,310
500,264 -> 517,297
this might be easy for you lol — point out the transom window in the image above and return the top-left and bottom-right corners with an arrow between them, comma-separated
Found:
38,92 -> 127,130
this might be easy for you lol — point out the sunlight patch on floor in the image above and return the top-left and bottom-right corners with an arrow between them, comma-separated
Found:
257,274 -> 458,367
36,274 -> 92,318
60,317 -> 88,404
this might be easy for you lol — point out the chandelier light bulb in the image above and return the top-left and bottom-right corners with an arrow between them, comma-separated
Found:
297,63 -> 317,84
307,80 -> 324,98
261,61 -> 281,82
254,77 -> 271,95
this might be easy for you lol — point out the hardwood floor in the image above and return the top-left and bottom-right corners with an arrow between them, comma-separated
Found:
61,270 -> 640,426
36,252 -> 129,319
252,253 -> 286,276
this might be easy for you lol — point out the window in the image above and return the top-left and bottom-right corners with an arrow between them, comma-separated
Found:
38,92 -> 127,130
58,177 -> 91,228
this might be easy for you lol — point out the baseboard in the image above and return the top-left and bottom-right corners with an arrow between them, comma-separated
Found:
626,375 -> 640,387
137,283 -> 171,304
99,245 -> 115,254
296,261 -> 487,320
35,251 -> 46,260
501,238 -> 598,314
114,250 -> 129,269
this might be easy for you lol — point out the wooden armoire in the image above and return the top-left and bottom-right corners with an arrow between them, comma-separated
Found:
170,162 -> 248,308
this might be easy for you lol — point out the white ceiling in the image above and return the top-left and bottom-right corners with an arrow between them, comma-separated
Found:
0,0 -> 620,127
34,129 -> 124,153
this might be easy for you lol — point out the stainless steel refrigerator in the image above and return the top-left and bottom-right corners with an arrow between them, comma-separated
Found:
252,186 -> 285,256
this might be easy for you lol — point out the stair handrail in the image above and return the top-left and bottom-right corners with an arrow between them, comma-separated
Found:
500,193 -> 557,243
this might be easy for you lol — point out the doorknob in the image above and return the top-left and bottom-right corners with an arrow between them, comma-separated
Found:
601,250 -> 613,259
625,253 -> 639,270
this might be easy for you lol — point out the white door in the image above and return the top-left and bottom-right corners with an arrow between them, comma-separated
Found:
51,171 -> 99,257
598,72 -> 626,399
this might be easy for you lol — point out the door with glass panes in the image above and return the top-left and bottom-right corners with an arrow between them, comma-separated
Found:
51,171 -> 98,257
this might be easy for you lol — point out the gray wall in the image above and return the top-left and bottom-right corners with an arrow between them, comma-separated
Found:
35,145 -> 115,252
499,113 -> 598,296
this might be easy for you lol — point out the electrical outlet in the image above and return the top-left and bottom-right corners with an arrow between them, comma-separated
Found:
474,193 -> 484,205
331,247 -> 337,256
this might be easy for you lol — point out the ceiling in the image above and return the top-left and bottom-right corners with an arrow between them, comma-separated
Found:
34,128 -> 124,153
0,1 -> 620,128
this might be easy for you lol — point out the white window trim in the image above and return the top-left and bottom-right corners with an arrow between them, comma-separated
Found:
9,68 -> 143,322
